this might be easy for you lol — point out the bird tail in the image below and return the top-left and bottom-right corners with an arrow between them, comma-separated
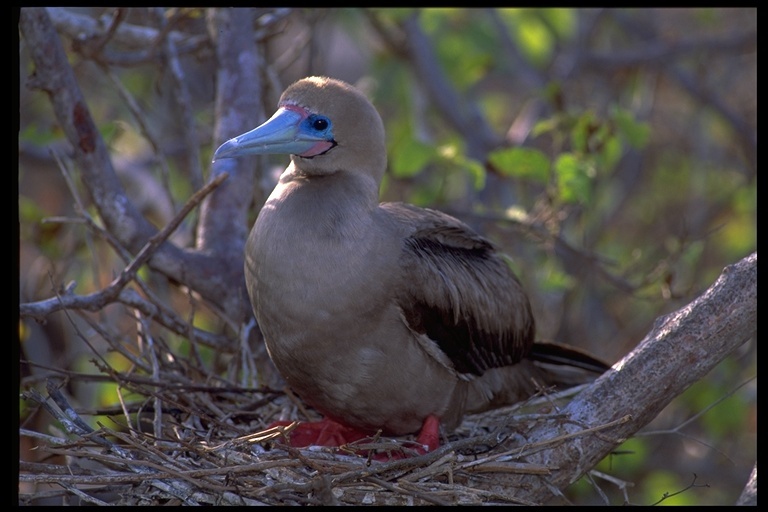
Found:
529,341 -> 612,375
460,342 -> 610,422
522,340 -> 611,393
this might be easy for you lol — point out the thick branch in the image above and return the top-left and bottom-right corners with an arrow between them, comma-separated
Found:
199,8 -> 265,257
46,7 -> 206,51
503,251 -> 756,503
19,174 -> 234,347
20,7 -> 155,251
19,7 -> 250,320
736,463 -> 757,506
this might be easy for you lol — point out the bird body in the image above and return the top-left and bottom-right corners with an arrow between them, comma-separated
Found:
214,76 -> 608,446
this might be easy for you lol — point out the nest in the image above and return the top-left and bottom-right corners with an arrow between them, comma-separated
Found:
20,335 -> 602,506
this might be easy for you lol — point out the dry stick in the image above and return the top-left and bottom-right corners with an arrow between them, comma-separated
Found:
364,476 -> 452,506
21,175 -> 230,503
43,151 -> 226,345
20,173 -> 229,321
637,375 -> 755,439
458,415 -> 632,470
50,150 -> 114,284
112,172 -> 229,293
117,288 -> 231,348
24,381 -> 207,504
22,360 -> 274,395
152,7 -> 204,193
104,65 -> 179,211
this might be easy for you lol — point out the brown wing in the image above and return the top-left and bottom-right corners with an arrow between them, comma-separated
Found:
384,202 -> 535,376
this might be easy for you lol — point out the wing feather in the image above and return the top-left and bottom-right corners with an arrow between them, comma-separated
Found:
383,202 -> 535,376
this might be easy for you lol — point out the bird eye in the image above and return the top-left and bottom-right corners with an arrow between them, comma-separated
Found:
309,116 -> 329,132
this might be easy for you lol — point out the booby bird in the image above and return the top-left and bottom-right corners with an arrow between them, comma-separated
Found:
214,76 -> 609,455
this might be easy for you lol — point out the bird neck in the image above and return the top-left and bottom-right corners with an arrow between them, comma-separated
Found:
256,167 -> 379,246
289,149 -> 386,185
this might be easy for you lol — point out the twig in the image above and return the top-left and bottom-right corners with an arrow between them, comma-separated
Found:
20,173 -> 228,322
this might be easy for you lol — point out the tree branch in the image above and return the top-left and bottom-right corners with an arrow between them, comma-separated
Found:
19,7 -> 254,321
46,7 -> 209,66
199,8 -> 265,257
501,251 -> 756,503
366,10 -> 501,161
19,173 -> 230,347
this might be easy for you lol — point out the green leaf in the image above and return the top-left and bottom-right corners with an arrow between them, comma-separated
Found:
488,147 -> 550,184
498,9 -> 556,66
18,195 -> 48,223
516,20 -> 552,65
19,122 -> 61,146
389,138 -> 435,178
537,259 -> 576,292
612,107 -> 651,149
422,10 -> 495,90
437,143 -> 486,190
598,135 -> 623,171
531,115 -> 560,138
570,110 -> 597,153
554,152 -> 593,204
367,8 -> 416,26
539,8 -> 577,38
464,158 -> 486,190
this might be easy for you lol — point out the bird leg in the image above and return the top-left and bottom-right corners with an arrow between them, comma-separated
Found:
266,414 -> 441,461
267,418 -> 370,447
413,414 -> 441,453
371,414 -> 441,461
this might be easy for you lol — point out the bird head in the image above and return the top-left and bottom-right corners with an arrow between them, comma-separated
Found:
214,76 -> 387,182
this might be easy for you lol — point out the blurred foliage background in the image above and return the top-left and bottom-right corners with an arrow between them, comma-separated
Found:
19,7 -> 755,505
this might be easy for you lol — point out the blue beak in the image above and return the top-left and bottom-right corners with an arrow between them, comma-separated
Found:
213,107 -> 329,161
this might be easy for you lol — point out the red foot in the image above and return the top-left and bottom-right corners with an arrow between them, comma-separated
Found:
267,414 -> 442,462
415,414 -> 441,452
370,414 -> 441,461
267,418 -> 371,447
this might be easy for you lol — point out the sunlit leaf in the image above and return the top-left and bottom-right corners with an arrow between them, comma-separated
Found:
536,259 -> 576,292
463,158 -> 486,190
516,18 -> 553,65
437,142 -> 486,190
599,135 -> 623,171
488,147 -> 550,184
612,107 -> 651,149
18,195 -> 48,223
390,138 -> 435,178
643,471 -> 699,506
371,7 -> 417,23
422,9 -> 495,89
19,122 -> 61,146
531,116 -> 560,138
712,186 -> 757,258
539,8 -> 577,38
613,106 -> 651,149
570,110 -> 597,153
554,152 -> 593,204
504,205 -> 529,222
498,9 -> 555,65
